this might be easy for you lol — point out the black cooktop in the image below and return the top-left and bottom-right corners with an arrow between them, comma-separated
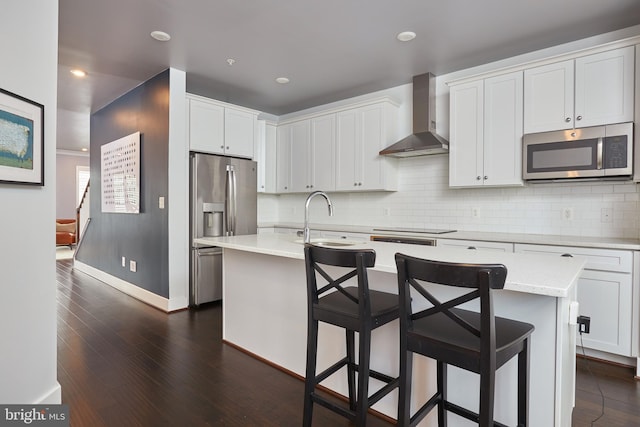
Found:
372,227 -> 457,234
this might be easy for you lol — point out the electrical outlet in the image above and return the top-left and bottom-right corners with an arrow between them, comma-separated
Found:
121,256 -> 126,267
577,315 -> 590,334
562,207 -> 574,221
159,196 -> 165,209
129,260 -> 137,273
471,207 -> 480,218
601,208 -> 612,223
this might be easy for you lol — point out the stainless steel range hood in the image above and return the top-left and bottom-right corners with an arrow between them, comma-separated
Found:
379,73 -> 448,157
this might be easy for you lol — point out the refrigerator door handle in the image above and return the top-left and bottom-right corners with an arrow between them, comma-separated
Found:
225,165 -> 237,235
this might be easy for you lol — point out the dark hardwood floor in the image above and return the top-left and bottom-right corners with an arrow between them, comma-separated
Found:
56,259 -> 640,426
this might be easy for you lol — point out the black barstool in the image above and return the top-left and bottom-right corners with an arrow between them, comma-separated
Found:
394,253 -> 535,427
303,244 -> 399,426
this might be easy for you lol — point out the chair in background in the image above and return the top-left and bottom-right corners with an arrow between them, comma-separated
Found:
303,244 -> 399,426
394,253 -> 535,427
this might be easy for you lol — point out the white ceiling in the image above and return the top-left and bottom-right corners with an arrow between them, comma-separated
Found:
57,0 -> 640,152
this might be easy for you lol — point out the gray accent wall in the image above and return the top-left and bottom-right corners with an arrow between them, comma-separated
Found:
76,70 -> 170,298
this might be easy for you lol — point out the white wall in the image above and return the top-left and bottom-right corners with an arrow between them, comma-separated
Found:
258,25 -> 640,239
56,151 -> 89,218
0,0 -> 60,404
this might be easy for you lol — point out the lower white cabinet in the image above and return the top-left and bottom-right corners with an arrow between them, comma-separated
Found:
515,243 -> 635,356
437,238 -> 514,252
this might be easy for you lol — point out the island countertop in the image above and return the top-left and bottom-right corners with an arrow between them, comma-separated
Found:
195,233 -> 586,297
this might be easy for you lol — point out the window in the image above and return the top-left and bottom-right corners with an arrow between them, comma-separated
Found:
76,166 -> 90,207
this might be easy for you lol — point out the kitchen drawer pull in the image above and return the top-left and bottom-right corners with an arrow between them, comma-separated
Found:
565,117 -> 571,123
561,253 -> 573,258
467,246 -> 477,250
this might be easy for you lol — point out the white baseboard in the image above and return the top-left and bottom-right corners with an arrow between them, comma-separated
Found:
74,261 -> 172,312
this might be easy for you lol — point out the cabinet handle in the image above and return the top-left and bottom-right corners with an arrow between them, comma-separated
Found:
358,182 -> 362,186
220,145 -> 224,149
226,146 -> 230,150
561,253 -> 573,258
467,246 -> 477,250
476,176 -> 481,180
484,176 -> 488,180
576,115 -> 582,121
354,182 -> 358,186
565,117 -> 571,123
310,185 -> 314,188
305,185 -> 309,188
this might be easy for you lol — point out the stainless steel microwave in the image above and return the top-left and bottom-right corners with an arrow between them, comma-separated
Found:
523,122 -> 634,181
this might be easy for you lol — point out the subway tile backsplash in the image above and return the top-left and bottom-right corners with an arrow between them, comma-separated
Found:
258,155 -> 640,239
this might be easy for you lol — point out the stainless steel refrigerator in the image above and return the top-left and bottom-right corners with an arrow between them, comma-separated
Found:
190,153 -> 257,306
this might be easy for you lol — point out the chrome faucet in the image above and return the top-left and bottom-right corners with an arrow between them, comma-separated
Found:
304,191 -> 333,243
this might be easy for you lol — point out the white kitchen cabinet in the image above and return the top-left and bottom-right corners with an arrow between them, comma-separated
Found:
449,71 -> 523,188
277,115 -> 336,193
515,243 -> 635,356
256,120 -> 276,193
276,123 -> 292,193
187,94 -> 257,158
288,120 -> 311,193
335,101 -> 398,191
524,46 -> 635,133
437,238 -> 514,252
188,97 -> 224,154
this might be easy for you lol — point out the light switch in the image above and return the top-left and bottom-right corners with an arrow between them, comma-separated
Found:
159,197 -> 165,209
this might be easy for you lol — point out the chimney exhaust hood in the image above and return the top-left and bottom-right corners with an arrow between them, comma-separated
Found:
379,73 -> 448,157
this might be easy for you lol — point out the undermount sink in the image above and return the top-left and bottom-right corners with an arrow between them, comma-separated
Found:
294,238 -> 361,247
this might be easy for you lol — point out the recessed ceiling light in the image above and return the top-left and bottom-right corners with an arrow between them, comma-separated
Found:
150,30 -> 171,41
276,77 -> 290,84
70,69 -> 87,78
397,31 -> 416,42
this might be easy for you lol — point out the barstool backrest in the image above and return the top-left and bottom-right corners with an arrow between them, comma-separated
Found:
394,252 -> 507,344
304,244 -> 376,319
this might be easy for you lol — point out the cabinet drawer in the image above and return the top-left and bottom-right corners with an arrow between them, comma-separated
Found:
437,239 -> 514,253
515,243 -> 632,273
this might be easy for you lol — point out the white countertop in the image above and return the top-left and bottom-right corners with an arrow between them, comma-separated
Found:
195,233 -> 586,298
259,222 -> 640,250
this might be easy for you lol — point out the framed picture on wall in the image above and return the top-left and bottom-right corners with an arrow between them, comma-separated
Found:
0,88 -> 45,186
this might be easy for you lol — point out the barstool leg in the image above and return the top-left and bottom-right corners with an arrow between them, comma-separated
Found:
346,330 -> 356,411
303,318 -> 319,427
518,339 -> 530,427
398,348 -> 412,426
479,358 -> 496,427
355,328 -> 372,426
437,361 -> 447,427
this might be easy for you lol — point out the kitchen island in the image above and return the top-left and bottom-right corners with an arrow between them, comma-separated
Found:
195,233 -> 585,426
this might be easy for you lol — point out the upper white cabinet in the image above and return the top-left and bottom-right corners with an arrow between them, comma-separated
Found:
449,71 -> 524,188
335,101 -> 398,191
256,120 -> 276,193
187,94 -> 257,158
276,115 -> 336,193
524,46 -> 635,133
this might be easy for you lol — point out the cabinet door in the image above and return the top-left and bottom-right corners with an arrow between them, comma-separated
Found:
256,121 -> 277,193
189,99 -> 225,154
276,124 -> 292,193
577,270 -> 632,356
359,104 -> 385,190
523,60 -> 574,133
311,114 -> 336,191
574,46 -> 635,128
449,80 -> 484,187
224,108 -> 256,158
289,120 -> 311,192
336,110 -> 358,190
483,72 -> 523,187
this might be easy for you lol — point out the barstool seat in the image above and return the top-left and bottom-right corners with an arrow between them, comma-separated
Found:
303,244 -> 399,426
395,253 -> 535,427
